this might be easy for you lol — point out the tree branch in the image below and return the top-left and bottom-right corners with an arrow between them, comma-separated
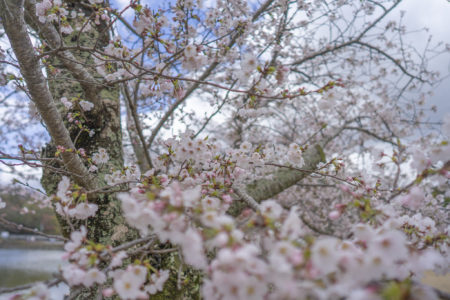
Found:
233,183 -> 261,211
0,278 -> 62,295
289,1 -> 402,67
354,41 -> 425,83
247,144 -> 326,202
343,126 -> 397,145
24,0 -> 102,107
0,216 -> 67,241
123,84 -> 153,171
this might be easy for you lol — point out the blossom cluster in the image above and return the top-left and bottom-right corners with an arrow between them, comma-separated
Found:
59,225 -> 170,299
104,133 -> 448,299
35,0 -> 67,23
53,176 -> 98,220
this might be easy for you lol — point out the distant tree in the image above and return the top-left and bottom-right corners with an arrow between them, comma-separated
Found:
0,0 -> 448,299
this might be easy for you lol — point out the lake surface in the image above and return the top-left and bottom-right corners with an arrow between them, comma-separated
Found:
0,241 -> 69,299
0,249 -> 64,287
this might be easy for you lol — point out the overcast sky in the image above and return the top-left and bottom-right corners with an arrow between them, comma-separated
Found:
398,0 -> 450,120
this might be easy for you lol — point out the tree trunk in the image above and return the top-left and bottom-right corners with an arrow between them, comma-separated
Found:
24,0 -> 127,245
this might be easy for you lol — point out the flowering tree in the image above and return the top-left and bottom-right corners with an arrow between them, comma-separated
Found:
0,0 -> 449,299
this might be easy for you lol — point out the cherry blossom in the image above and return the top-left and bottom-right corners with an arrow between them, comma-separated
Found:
145,270 -> 170,295
79,100 -> 94,112
92,148 -> 109,165
64,226 -> 87,252
68,202 -> 98,220
397,186 -> 426,210
112,266 -> 148,300
60,97 -> 72,109
24,282 -> 51,300
83,268 -> 107,287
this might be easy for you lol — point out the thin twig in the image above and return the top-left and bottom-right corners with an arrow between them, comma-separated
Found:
0,278 -> 62,294
232,183 -> 261,212
0,216 -> 67,241
122,84 -> 153,169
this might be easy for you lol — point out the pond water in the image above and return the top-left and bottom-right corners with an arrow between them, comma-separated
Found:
0,242 -> 69,299
0,249 -> 64,287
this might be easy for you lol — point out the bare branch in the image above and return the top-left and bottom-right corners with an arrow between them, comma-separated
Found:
232,183 -> 261,212
0,278 -> 62,295
123,84 -> 153,170
0,216 -> 67,241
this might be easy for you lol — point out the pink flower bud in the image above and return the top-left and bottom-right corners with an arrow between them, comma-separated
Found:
102,288 -> 114,297
289,250 -> 304,266
328,210 -> 341,220
340,184 -> 350,193
222,194 -> 232,204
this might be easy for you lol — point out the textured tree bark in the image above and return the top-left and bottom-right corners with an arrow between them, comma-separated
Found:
228,144 -> 326,216
246,144 -> 326,201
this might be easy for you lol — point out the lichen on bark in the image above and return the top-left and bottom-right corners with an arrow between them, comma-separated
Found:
36,4 -> 125,243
